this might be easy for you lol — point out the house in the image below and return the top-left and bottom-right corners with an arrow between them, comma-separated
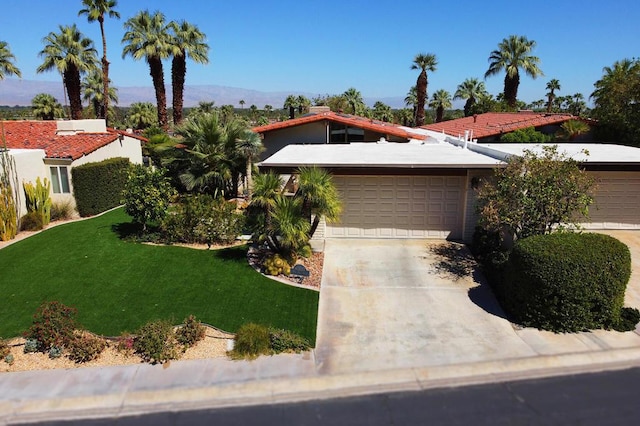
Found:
423,111 -> 579,142
1,119 -> 144,216
254,113 -> 640,243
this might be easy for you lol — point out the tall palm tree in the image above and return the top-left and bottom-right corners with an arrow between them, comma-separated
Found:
372,101 -> 393,122
283,95 -> 297,119
404,86 -> 418,125
168,20 -> 209,126
122,10 -> 171,129
297,95 -> 310,114
545,79 -> 560,112
235,130 -> 263,198
31,93 -> 64,120
37,25 -> 98,120
342,87 -> 364,115
296,166 -> 342,239
411,53 -> 437,126
485,35 -> 543,108
78,0 -> 120,123
239,99 -> 245,109
82,69 -> 118,119
429,89 -> 452,123
0,41 -> 21,80
127,101 -> 156,129
454,78 -> 487,117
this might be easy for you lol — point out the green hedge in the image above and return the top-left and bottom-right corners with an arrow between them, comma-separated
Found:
503,233 -> 631,332
72,158 -> 131,217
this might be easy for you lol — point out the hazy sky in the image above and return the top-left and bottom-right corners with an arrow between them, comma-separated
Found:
1,0 -> 638,106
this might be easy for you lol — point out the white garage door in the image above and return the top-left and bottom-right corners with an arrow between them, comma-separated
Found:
327,175 -> 464,239
585,171 -> 640,229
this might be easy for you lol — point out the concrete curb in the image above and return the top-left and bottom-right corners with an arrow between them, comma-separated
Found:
3,346 -> 640,424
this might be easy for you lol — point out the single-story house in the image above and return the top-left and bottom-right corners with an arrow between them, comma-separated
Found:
423,111 -> 579,142
1,119 -> 144,215
254,113 -> 640,243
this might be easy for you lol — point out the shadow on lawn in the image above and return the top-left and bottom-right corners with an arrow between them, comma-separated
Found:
111,222 -> 145,239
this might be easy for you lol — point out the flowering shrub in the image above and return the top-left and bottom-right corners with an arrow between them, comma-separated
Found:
67,332 -> 107,363
24,301 -> 77,351
176,315 -> 206,349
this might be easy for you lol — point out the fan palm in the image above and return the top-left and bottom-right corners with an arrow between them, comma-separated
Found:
557,119 -> 590,141
372,101 -> 393,122
127,102 -> 156,129
78,0 -> 120,122
37,25 -> 98,120
235,130 -> 263,198
270,195 -> 311,255
283,95 -> 297,119
168,20 -> 209,126
297,95 -> 310,114
31,93 -> 64,120
342,87 -> 364,115
454,78 -> 487,117
411,53 -> 437,126
0,41 -> 21,80
82,69 -> 118,119
429,90 -> 452,123
296,166 -> 342,239
250,171 -> 283,248
122,10 -> 171,128
485,35 -> 543,108
545,79 -> 561,112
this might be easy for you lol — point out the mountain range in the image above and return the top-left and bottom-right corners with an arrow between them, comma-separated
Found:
0,79 -> 406,109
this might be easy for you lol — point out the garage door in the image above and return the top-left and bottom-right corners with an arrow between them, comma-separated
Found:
327,175 -> 464,239
585,171 -> 640,229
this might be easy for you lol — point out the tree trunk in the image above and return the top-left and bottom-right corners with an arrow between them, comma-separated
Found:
309,215 -> 320,239
64,66 -> 83,120
288,106 -> 295,120
148,56 -> 168,129
246,159 -> 253,199
100,19 -> 109,124
415,71 -> 427,126
464,98 -> 474,117
504,73 -> 520,108
172,55 -> 186,126
436,106 -> 444,123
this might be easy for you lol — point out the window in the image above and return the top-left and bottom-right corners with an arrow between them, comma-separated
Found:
50,166 -> 70,193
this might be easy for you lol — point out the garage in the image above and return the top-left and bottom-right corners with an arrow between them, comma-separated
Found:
326,175 -> 465,239
585,171 -> 640,229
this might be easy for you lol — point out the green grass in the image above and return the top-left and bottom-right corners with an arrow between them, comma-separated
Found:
0,208 -> 318,342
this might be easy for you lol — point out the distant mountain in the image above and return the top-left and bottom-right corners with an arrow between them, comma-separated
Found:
0,78 -> 406,109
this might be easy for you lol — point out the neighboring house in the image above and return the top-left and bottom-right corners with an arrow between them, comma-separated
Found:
1,119 -> 144,216
423,111 -> 578,142
255,113 -> 640,243
252,106 -> 432,159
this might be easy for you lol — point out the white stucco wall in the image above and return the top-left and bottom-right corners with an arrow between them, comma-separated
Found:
4,149 -> 47,216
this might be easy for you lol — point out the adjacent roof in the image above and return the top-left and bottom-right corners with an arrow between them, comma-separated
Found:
481,143 -> 640,165
423,112 -> 576,139
259,142 -> 502,169
252,111 -> 428,141
1,121 -> 132,160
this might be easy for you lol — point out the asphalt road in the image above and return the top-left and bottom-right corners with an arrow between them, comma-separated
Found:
29,367 -> 640,425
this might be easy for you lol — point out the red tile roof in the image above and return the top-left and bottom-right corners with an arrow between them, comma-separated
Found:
252,111 -> 427,141
1,121 -> 124,160
423,112 -> 576,139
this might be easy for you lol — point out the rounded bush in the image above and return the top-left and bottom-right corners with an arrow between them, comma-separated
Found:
503,233 -> 631,332
231,323 -> 270,359
20,211 -> 44,231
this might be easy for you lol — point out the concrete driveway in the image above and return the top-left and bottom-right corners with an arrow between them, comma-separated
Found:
314,239 -> 536,375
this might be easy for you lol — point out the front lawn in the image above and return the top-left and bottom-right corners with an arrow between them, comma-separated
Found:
0,208 -> 319,342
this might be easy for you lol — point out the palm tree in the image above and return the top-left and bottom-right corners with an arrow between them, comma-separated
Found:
568,93 -> 586,116
454,78 -> 487,117
485,35 -> 543,108
557,119 -> 590,141
429,90 -> 452,123
545,79 -> 560,112
395,108 -> 414,126
81,69 -> 118,119
372,101 -> 393,122
78,0 -> 120,123
270,195 -> 311,255
283,95 -> 297,119
297,95 -> 310,114
0,41 -> 21,80
342,87 -> 364,115
37,25 -> 98,120
411,53 -> 437,126
127,102 -> 156,129
168,20 -> 209,126
296,166 -> 342,239
264,104 -> 273,115
235,130 -> 263,198
239,99 -> 245,109
404,86 -> 418,124
122,10 -> 171,128
31,93 -> 64,120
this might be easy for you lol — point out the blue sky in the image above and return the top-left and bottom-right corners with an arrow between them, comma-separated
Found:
1,0 -> 638,106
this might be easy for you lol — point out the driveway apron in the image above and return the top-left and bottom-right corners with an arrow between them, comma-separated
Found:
314,239 -> 536,375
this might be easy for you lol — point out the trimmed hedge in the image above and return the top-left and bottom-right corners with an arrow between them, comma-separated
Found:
503,233 -> 631,332
72,158 -> 131,217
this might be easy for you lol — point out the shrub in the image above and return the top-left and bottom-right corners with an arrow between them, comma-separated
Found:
230,323 -> 271,360
134,319 -> 179,364
263,254 -> 291,276
72,157 -> 131,217
23,338 -> 39,353
23,177 -> 52,226
503,233 -> 631,332
615,307 -> 640,332
48,345 -> 63,359
114,333 -> 135,356
4,354 -> 14,365
50,200 -> 74,221
20,211 -> 44,231
0,339 -> 9,358
123,165 -> 175,231
176,315 -> 206,348
24,301 -> 78,351
269,328 -> 311,354
67,332 -> 107,363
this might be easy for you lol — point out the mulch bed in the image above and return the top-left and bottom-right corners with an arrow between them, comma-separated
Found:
247,245 -> 323,289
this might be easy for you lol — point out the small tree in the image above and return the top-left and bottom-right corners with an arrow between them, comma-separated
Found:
476,145 -> 596,242
123,165 -> 175,231
500,127 -> 551,142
